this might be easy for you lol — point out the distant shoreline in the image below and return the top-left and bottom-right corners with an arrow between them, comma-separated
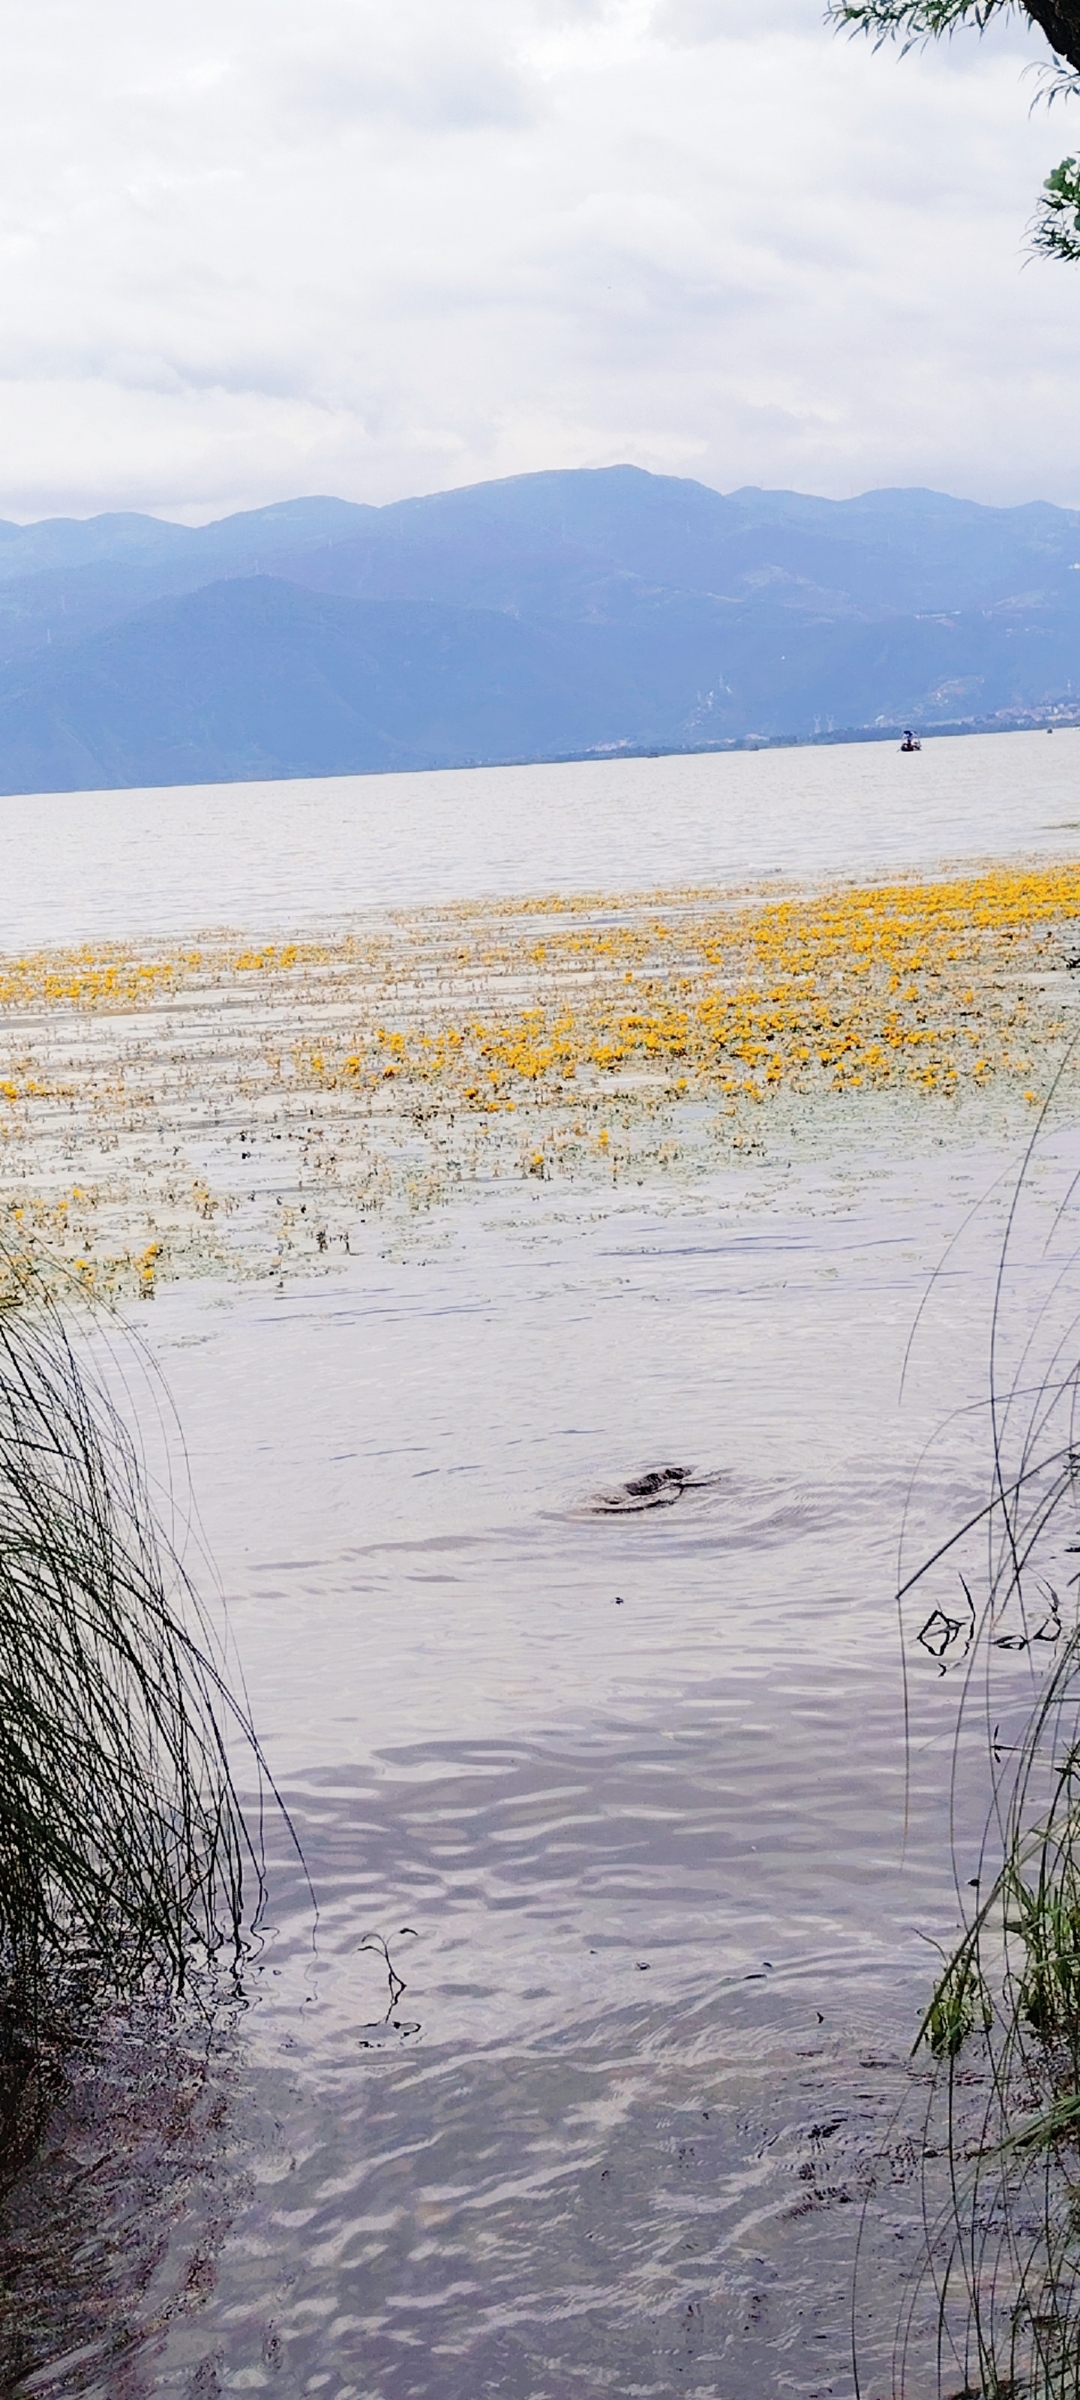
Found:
542,710 -> 1080,769
2,709 -> 1078,803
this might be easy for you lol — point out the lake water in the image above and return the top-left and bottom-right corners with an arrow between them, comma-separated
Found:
3,735 -> 1080,2398
1,725 -> 1079,947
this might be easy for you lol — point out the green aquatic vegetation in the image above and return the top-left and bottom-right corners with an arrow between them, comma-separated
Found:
902,1638 -> 1080,2397
0,1260 -> 262,2179
922,1937 -> 993,2059
866,1089 -> 1080,2396
1006,1834 -> 1080,2051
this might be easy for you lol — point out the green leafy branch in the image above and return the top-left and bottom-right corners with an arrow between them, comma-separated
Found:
826,2 -> 1016,48
1033,152 -> 1080,256
829,1 -> 1080,259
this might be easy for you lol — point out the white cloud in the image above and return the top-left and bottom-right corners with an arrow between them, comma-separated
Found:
0,0 -> 1073,518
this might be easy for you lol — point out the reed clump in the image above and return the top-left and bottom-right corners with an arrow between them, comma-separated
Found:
889,1109 -> 1080,2398
0,1256 -> 258,2184
911,1641 -> 1080,2399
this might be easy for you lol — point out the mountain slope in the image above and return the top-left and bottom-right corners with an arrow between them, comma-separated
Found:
0,468 -> 1077,792
0,578 -> 643,792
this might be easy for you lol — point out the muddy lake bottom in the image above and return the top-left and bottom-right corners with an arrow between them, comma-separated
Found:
1,1133 -> 1073,2398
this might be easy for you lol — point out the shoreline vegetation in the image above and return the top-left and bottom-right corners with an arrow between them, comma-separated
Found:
0,1260 -> 262,2195
0,858 -> 1078,1293
855,1117 -> 1080,2398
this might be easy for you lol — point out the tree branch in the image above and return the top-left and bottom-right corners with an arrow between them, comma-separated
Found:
828,0 -> 1080,71
829,0 -> 1080,259
1024,2 -> 1080,74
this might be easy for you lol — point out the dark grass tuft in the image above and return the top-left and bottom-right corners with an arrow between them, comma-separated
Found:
0,1257 -> 267,2184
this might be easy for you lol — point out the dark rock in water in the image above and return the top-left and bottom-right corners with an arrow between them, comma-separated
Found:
622,1466 -> 692,1506
591,1464 -> 720,1514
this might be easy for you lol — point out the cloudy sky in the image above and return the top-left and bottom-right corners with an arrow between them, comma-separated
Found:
1,0 -> 1077,520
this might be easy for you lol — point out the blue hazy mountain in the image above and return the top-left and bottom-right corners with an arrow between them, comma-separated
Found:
0,466 -> 1077,791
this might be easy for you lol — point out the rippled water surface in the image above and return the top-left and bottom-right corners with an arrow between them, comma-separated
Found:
4,743 -> 1080,2396
5,1143 -> 1074,2397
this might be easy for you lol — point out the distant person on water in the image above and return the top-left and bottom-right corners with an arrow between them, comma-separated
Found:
900,730 -> 921,752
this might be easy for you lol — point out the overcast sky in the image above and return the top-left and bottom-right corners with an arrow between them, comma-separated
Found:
1,0 -> 1077,520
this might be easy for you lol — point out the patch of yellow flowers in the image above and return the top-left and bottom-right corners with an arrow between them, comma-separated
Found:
1,864 -> 1076,1118
0,936 -> 362,1013
0,862 -> 1077,1292
286,864 -> 1078,1111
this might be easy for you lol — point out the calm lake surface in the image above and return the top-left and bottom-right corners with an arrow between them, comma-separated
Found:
4,735 -> 1080,2397
1,725 -> 1079,946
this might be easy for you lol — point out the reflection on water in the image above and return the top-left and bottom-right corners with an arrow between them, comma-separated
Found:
163,1984 -> 935,2399
0,1999 -> 238,2395
4,1135 -> 1080,2392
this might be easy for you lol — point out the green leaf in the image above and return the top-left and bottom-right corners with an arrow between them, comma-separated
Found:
1032,155 -> 1080,261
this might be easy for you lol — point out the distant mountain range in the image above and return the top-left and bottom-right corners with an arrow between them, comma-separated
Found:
0,466 -> 1078,793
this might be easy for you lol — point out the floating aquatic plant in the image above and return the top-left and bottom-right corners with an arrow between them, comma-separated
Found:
1,862 -> 1079,1285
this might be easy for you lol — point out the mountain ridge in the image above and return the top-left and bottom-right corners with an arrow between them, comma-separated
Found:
0,466 -> 1076,793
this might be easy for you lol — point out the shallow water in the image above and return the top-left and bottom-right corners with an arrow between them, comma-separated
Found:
6,739 -> 1080,2394
2,1139 -> 1073,2396
2,726 -> 1080,947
